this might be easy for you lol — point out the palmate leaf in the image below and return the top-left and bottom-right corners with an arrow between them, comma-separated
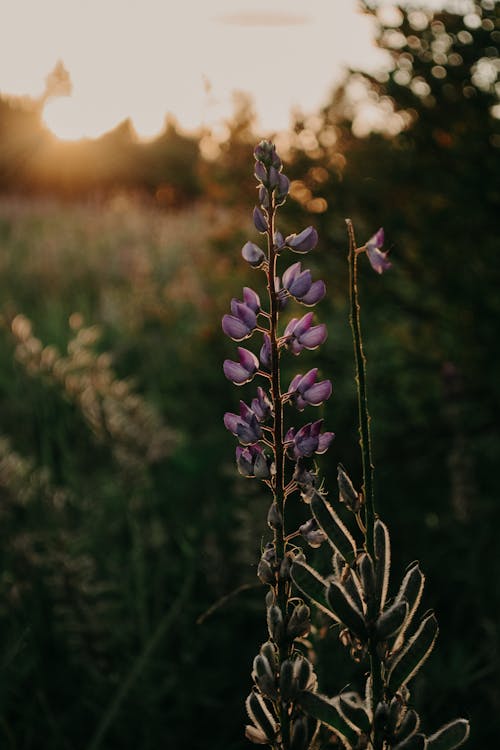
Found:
374,519 -> 391,610
427,719 -> 470,750
326,580 -> 367,639
311,492 -> 357,565
245,689 -> 277,744
299,690 -> 358,749
393,733 -> 427,750
387,611 -> 439,692
290,560 -> 338,621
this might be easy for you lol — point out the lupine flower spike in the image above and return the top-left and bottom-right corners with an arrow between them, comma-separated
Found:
222,145 -> 468,750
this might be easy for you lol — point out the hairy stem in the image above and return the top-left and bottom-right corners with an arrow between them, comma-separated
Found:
267,199 -> 290,750
346,219 -> 383,718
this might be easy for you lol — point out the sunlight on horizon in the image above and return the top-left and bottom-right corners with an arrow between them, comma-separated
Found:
0,0 -> 447,142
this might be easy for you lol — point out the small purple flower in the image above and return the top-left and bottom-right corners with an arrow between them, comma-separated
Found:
222,288 -> 260,341
285,227 -> 318,254
283,312 -> 327,355
254,140 -> 281,169
254,161 -> 267,184
282,262 -> 326,306
236,444 -> 272,479
287,368 -> 332,411
364,228 -> 391,274
260,334 -> 272,370
285,419 -> 334,459
242,241 -> 266,268
224,401 -> 262,445
223,347 -> 260,385
253,206 -> 268,234
299,518 -> 327,548
275,173 -> 290,205
274,231 -> 285,251
251,387 -> 273,422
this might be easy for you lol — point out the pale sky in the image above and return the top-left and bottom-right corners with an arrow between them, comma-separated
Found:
0,0 -> 451,140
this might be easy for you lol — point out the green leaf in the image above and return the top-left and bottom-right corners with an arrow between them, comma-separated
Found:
387,611 -> 439,692
428,719 -> 470,750
326,580 -> 367,639
339,691 -> 371,734
290,560 -> 337,621
393,733 -> 427,750
299,691 -> 357,748
311,493 -> 357,564
245,690 -> 277,742
393,562 -> 425,651
374,519 -> 391,610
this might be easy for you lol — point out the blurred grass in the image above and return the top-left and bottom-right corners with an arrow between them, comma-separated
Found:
0,193 -> 498,748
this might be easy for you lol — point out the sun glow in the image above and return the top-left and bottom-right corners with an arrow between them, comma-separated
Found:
2,0 -> 390,142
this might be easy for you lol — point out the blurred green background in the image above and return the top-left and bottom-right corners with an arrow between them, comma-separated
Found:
1,3 -> 499,748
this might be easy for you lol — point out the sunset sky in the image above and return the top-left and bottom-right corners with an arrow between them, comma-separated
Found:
1,0 -> 448,141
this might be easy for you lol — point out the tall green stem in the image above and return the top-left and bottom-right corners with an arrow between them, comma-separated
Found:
346,219 -> 376,554
267,199 -> 290,750
347,220 -> 383,724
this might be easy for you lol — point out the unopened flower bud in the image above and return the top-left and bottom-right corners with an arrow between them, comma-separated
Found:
279,555 -> 291,580
258,185 -> 270,208
285,226 -> 318,253
279,659 -> 298,702
253,206 -> 268,233
286,603 -> 311,638
267,604 -> 284,642
337,464 -> 361,512
242,241 -> 266,268
254,161 -> 268,184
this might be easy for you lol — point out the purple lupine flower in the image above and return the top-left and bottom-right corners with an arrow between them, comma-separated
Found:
299,518 -> 327,548
283,312 -> 327,355
254,140 -> 281,169
253,206 -> 268,233
222,288 -> 261,341
258,185 -> 270,208
365,228 -> 391,274
275,173 -> 290,205
260,334 -> 272,370
285,227 -> 318,254
242,241 -> 266,268
287,368 -> 332,411
223,347 -> 260,385
274,231 -> 285,251
254,161 -> 267,184
282,262 -> 326,306
224,401 -> 262,445
236,444 -> 272,479
251,387 -> 273,422
285,419 -> 334,458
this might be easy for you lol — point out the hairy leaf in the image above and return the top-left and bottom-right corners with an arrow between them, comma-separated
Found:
326,580 -> 367,639
299,691 -> 357,748
291,560 -> 337,621
393,562 -> 425,651
374,519 -> 391,610
311,493 -> 357,564
428,719 -> 470,750
387,611 -> 439,691
245,690 -> 277,743
339,691 -> 371,734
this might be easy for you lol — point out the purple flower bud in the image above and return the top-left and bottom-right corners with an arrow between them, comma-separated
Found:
285,419 -> 334,458
260,333 -> 272,370
224,401 -> 262,445
254,161 -> 268,184
251,387 -> 273,422
274,231 -> 285,251
283,262 -> 312,299
253,206 -> 268,234
288,368 -> 332,410
299,518 -> 327,548
365,228 -> 391,274
236,444 -> 272,479
242,241 -> 266,268
285,226 -> 318,253
242,287 -> 260,313
223,347 -> 259,385
258,185 -> 270,208
276,173 -> 290,202
283,313 -> 327,355
268,166 -> 280,189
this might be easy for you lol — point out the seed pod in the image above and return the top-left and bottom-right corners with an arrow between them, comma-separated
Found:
260,641 -> 277,672
387,696 -> 404,735
374,519 -> 391,610
267,604 -> 284,643
267,502 -> 283,530
279,659 -> 298,702
326,580 -> 367,639
376,599 -> 409,641
374,701 -> 389,732
279,554 -> 291,580
290,717 -> 309,750
257,557 -> 275,585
